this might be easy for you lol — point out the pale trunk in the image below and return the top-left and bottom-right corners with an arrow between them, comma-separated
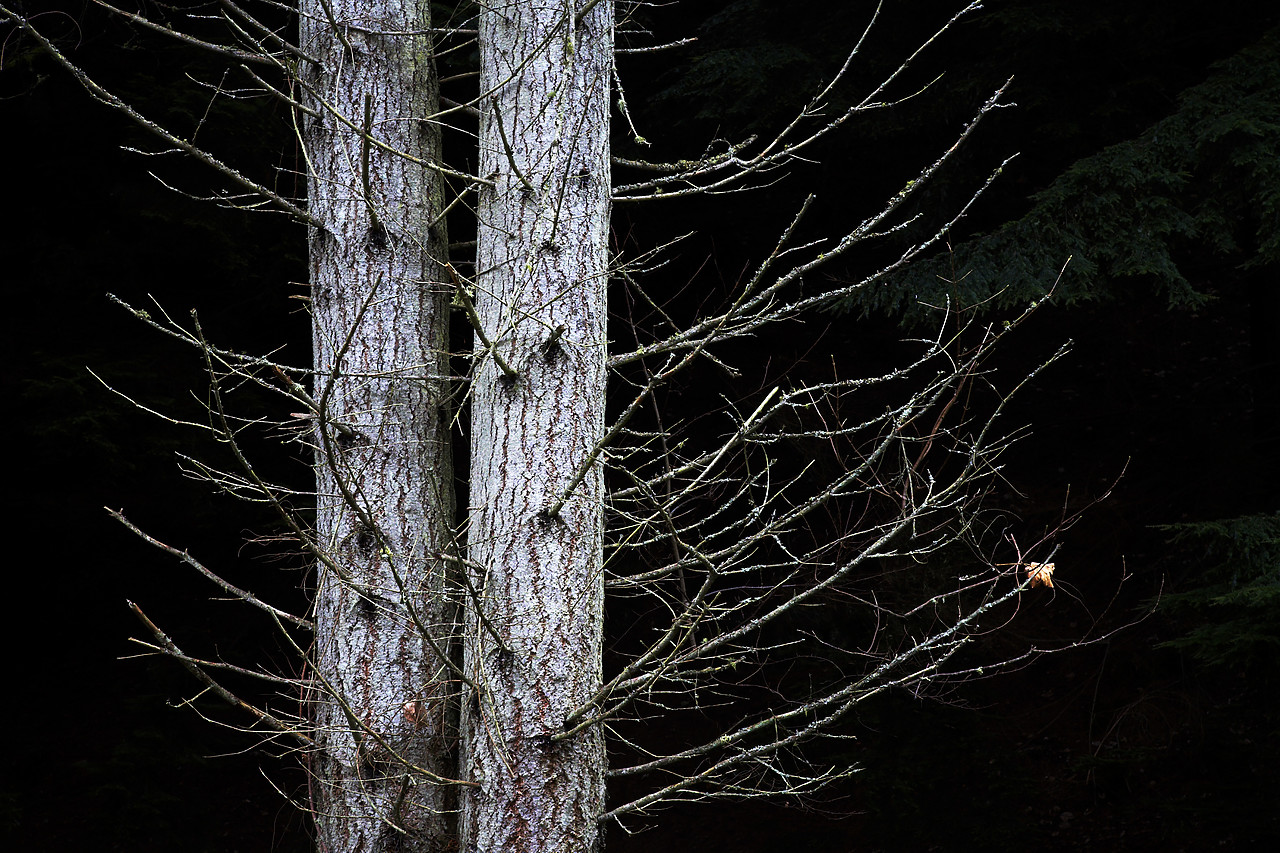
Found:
301,2 -> 455,850
461,2 -> 613,851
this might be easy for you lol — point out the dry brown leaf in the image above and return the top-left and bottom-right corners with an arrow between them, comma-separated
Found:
1026,562 -> 1055,588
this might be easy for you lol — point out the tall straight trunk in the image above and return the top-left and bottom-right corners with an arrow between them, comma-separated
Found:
462,2 -> 613,851
300,2 -> 455,850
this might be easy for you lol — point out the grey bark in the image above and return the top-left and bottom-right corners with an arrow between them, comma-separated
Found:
300,1 -> 456,850
461,2 -> 614,851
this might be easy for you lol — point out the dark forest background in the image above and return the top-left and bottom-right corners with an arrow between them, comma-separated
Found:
3,1 -> 1277,850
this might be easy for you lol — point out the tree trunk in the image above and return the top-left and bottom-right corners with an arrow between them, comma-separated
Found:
300,2 -> 456,850
461,2 -> 613,851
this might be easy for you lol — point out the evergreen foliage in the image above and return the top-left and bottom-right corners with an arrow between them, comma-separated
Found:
643,0 -> 863,136
846,28 -> 1280,319
1156,512 -> 1280,672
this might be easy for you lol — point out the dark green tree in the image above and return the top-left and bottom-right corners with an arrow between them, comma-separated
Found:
854,28 -> 1280,317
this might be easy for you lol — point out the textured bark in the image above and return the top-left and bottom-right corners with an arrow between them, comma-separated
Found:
461,2 -> 613,851
301,2 -> 456,850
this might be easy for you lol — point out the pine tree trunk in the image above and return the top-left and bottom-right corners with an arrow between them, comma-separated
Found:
461,2 -> 613,851
300,2 -> 456,850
